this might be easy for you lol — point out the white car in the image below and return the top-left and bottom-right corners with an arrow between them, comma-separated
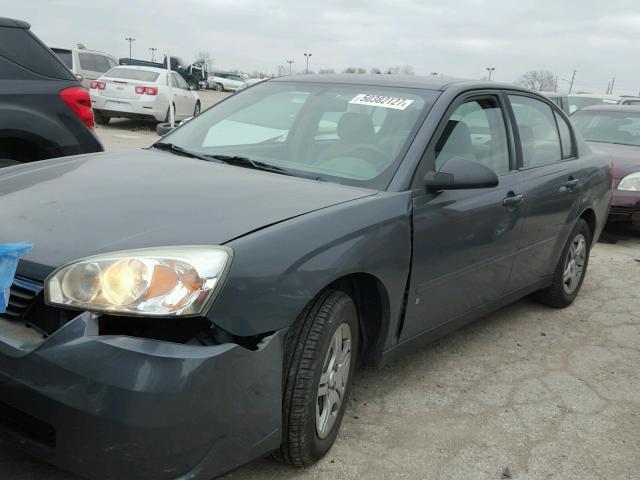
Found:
89,66 -> 201,124
206,72 -> 248,92
237,77 -> 268,92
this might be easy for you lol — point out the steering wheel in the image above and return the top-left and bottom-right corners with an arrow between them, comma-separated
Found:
339,144 -> 389,170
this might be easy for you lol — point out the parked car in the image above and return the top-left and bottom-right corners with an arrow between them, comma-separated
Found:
206,71 -> 248,91
89,66 -> 201,124
571,104 -> 640,224
567,93 -> 640,114
120,56 -> 207,90
0,17 -> 102,167
0,75 -> 611,480
540,91 -> 570,113
236,77 -> 268,92
51,45 -> 118,89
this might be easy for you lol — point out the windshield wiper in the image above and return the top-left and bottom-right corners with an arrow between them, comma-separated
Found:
153,142 -> 224,163
204,154 -> 318,178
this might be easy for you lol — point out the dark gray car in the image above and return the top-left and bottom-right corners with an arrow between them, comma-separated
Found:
0,75 -> 611,480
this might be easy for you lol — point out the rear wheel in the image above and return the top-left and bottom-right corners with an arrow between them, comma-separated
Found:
534,219 -> 591,308
163,104 -> 176,123
277,290 -> 358,467
193,101 -> 201,116
94,111 -> 110,125
214,82 -> 223,92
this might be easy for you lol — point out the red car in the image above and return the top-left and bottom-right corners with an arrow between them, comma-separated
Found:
572,105 -> 640,224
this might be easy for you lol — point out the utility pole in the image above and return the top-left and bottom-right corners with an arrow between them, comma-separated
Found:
149,47 -> 157,62
609,77 -> 616,95
125,37 -> 135,58
568,69 -> 576,94
486,67 -> 495,80
303,53 -> 312,74
287,60 -> 294,75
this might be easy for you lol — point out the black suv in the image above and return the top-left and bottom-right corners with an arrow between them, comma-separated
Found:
0,18 -> 103,167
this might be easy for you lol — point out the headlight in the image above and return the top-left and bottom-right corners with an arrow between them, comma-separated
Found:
46,246 -> 232,316
618,172 -> 640,191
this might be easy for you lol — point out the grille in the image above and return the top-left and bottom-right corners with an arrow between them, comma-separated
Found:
0,400 -> 56,448
610,206 -> 640,224
0,278 -> 43,322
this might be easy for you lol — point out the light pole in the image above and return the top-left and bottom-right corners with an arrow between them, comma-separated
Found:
304,53 -> 312,74
486,67 -> 495,80
125,37 -> 135,58
287,60 -> 294,75
149,47 -> 157,62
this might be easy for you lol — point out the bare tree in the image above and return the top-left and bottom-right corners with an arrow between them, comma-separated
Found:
356,67 -> 367,74
400,64 -> 415,75
318,68 -> 335,74
385,66 -> 400,74
370,67 -> 382,74
343,67 -> 357,74
516,70 -> 556,91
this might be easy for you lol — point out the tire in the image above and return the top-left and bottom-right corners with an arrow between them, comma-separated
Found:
534,219 -> 591,308
193,101 -> 201,116
214,82 -> 223,92
94,111 -> 110,125
277,289 -> 359,467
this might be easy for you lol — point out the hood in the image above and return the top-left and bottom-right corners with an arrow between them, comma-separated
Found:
587,142 -> 640,178
0,150 -> 375,278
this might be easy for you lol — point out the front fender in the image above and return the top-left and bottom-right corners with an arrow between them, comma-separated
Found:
207,192 -> 413,351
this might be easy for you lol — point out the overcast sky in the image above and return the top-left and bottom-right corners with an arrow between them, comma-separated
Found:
3,0 -> 640,94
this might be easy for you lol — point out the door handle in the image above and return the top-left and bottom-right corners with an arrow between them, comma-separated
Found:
502,192 -> 524,207
565,178 -> 580,188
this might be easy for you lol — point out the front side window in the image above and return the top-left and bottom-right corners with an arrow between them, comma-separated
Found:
163,82 -> 437,189
435,98 -> 510,174
509,95 -> 562,168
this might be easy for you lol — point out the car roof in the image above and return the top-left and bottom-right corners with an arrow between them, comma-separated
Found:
0,17 -> 30,28
52,47 -> 116,58
269,74 -> 533,93
579,105 -> 640,114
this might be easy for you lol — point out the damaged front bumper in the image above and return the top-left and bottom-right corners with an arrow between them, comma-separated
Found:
0,311 -> 284,480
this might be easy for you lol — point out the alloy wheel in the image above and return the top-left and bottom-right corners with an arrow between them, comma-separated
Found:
562,233 -> 586,295
316,322 -> 352,439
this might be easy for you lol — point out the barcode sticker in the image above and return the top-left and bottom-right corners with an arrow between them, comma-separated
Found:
349,94 -> 414,110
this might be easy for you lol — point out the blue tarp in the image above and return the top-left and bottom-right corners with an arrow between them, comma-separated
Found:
0,242 -> 33,314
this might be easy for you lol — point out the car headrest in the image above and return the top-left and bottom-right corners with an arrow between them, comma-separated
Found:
337,112 -> 376,144
435,120 -> 473,155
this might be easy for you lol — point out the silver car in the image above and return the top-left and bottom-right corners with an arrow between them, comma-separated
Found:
52,45 -> 118,89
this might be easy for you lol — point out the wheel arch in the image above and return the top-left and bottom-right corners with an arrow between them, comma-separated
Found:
326,272 -> 391,366
579,207 -> 597,243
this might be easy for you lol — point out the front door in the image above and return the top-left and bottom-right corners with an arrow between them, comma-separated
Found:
401,94 -> 525,341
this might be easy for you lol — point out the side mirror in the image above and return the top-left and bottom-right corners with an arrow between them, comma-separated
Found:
424,157 -> 498,191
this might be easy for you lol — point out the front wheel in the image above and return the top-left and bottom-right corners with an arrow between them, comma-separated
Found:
214,82 -> 223,92
193,101 -> 201,116
277,290 -> 359,467
534,219 -> 591,308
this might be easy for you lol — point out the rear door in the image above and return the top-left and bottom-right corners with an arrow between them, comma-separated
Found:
400,92 -> 525,341
171,73 -> 190,118
505,94 -> 582,291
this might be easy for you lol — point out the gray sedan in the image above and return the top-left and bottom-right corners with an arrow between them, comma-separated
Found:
0,75 -> 611,480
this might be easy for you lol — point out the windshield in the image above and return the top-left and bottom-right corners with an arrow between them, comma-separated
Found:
568,95 -> 619,114
572,110 -> 640,147
161,81 -> 437,189
104,67 -> 160,82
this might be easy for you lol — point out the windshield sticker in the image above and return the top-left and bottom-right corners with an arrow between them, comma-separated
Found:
349,94 -> 414,110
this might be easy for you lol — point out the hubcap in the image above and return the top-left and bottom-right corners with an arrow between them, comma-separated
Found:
562,233 -> 586,295
316,323 -> 352,439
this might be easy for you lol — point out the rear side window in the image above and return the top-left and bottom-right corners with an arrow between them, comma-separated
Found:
509,95 -> 562,168
79,53 -> 112,73
0,27 -> 74,80
104,67 -> 160,82
554,111 -> 574,158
